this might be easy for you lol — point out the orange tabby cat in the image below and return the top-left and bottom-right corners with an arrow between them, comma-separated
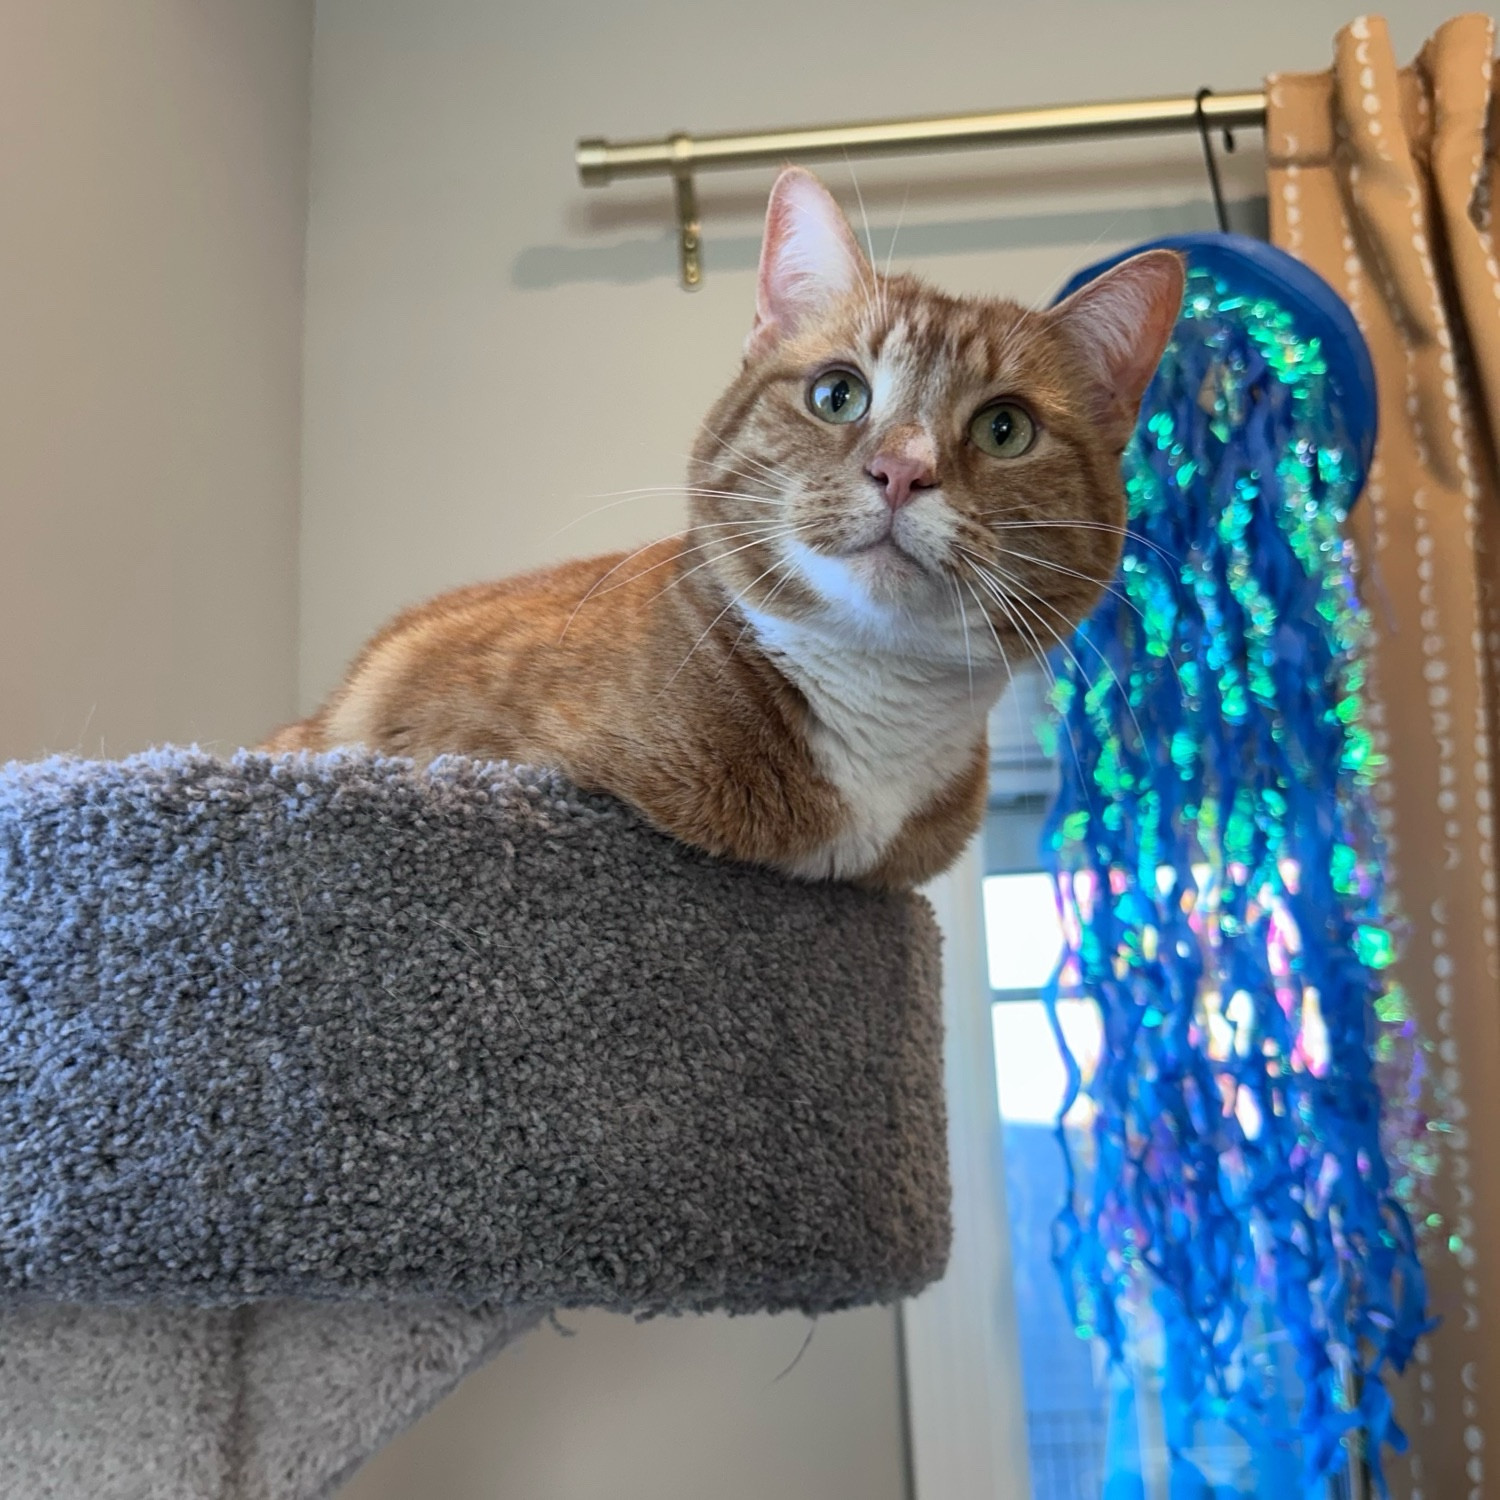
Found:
265,168 -> 1182,890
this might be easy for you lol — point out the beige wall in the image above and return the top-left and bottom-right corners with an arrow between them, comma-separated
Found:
306,3 -> 1462,1499
0,0 -> 311,762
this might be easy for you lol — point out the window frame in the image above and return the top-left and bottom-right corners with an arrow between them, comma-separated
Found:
900,839 -> 1034,1500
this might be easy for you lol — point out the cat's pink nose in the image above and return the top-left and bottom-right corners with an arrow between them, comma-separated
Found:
866,447 -> 936,510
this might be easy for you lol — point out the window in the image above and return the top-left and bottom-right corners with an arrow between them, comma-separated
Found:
982,672 -> 1113,1500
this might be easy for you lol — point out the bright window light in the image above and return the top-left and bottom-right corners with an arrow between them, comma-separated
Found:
991,998 -> 1103,1126
983,871 -> 1066,991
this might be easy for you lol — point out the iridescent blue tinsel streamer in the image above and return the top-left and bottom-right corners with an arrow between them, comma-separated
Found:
1040,249 -> 1430,1490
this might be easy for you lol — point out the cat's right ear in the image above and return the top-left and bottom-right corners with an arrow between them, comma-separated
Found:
748,168 -> 870,359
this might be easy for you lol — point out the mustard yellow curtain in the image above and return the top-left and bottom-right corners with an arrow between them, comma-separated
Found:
1268,14 -> 1500,1499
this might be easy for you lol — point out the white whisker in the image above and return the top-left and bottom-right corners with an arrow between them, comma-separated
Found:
717,559 -> 799,684
640,526 -> 808,612
544,487 -> 785,545
697,427 -> 798,488
1030,211 -> 1125,307
985,556 -> 1148,754
883,185 -> 910,283
589,485 -> 779,504
560,523 -> 796,639
959,572 -> 1019,706
957,572 -> 1043,789
840,152 -> 884,324
962,558 -> 1087,786
978,541 -> 1186,695
982,541 -> 1149,623
688,458 -> 790,493
981,518 -> 1181,568
991,305 -> 1050,375
658,553 -> 796,694
948,572 -> 975,706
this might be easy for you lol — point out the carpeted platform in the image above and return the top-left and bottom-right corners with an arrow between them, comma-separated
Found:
0,749 -> 950,1499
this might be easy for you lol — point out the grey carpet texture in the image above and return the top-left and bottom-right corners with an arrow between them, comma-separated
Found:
0,748 -> 950,1500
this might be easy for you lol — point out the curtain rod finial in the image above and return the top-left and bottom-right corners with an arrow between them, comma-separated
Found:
576,138 -> 611,186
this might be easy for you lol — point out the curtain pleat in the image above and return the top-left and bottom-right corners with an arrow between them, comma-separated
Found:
1268,14 -> 1500,1499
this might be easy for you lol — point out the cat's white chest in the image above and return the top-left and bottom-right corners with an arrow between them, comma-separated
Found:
747,614 -> 995,880
798,711 -> 973,880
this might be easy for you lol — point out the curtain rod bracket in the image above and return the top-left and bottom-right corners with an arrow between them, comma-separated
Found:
670,134 -> 702,290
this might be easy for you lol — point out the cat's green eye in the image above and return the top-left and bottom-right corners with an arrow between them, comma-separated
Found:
808,368 -> 871,425
969,402 -> 1037,459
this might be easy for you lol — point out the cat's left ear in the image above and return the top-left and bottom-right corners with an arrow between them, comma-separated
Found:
748,168 -> 870,359
1050,249 -> 1186,450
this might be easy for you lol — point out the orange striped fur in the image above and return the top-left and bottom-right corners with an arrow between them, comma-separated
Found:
266,170 -> 1182,889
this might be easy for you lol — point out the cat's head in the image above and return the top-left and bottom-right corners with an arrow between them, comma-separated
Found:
688,167 -> 1183,667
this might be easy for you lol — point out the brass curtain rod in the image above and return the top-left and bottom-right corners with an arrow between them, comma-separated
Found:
576,90 -> 1266,288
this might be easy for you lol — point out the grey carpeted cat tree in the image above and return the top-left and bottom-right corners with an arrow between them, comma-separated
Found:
0,749 -> 951,1500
